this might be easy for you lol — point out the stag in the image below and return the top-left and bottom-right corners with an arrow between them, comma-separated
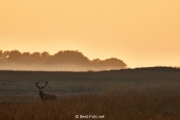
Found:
35,82 -> 57,101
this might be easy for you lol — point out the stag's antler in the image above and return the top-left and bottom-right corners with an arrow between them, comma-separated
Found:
35,82 -> 48,89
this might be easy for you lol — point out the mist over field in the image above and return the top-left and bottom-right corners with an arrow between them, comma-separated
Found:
0,50 -> 127,71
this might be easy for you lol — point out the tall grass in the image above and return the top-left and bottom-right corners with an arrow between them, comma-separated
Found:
1,89 -> 180,120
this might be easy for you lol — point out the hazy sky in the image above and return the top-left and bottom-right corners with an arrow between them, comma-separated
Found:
0,0 -> 180,68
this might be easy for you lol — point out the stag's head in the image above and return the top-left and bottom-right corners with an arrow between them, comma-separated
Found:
35,82 -> 48,90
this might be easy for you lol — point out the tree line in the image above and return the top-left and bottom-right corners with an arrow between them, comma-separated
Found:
0,50 -> 127,71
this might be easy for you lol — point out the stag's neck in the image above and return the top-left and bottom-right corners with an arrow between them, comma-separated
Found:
39,90 -> 45,99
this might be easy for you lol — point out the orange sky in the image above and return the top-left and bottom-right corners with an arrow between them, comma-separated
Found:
0,0 -> 180,68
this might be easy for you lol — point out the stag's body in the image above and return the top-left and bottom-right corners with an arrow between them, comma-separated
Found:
35,82 -> 57,101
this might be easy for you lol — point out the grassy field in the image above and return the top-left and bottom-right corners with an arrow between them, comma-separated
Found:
0,67 -> 180,120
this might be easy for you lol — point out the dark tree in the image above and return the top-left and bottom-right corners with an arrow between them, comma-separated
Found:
0,50 -> 127,70
49,50 -> 90,65
1,51 -> 10,62
30,52 -> 41,62
21,52 -> 31,63
0,50 -> 2,62
40,51 -> 51,61
102,58 -> 127,68
7,50 -> 22,62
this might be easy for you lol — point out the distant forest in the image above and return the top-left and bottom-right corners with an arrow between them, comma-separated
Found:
0,50 -> 127,71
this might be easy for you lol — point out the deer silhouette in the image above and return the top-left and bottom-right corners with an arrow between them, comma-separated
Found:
35,82 -> 57,101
